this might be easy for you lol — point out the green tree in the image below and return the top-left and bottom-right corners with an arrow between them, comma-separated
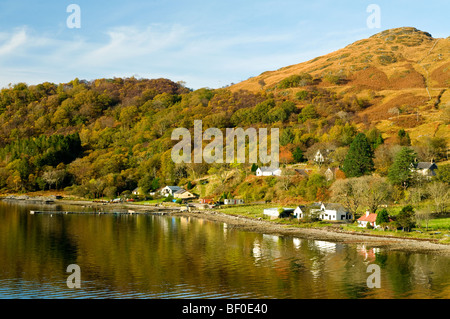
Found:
435,164 -> 450,184
396,205 -> 415,232
366,127 -> 384,149
138,174 -> 154,195
292,147 -> 305,163
388,147 -> 417,189
342,133 -> 374,177
280,128 -> 294,146
375,208 -> 390,225
298,104 -> 317,123
397,129 -> 411,146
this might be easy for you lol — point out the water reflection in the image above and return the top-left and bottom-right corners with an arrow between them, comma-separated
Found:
0,201 -> 449,299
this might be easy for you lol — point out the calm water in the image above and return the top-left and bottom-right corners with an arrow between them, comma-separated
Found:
0,201 -> 449,299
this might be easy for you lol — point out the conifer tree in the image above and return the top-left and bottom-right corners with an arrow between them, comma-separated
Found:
388,147 -> 417,188
342,133 -> 374,177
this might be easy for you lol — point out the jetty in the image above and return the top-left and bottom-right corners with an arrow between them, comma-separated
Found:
29,210 -> 173,216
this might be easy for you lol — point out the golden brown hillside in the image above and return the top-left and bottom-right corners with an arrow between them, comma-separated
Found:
230,27 -> 449,143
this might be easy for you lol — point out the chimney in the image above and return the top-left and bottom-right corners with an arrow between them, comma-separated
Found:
366,210 -> 370,217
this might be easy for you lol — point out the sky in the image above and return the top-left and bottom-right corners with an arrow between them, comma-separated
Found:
0,0 -> 448,90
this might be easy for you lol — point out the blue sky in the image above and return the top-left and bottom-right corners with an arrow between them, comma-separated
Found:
0,0 -> 448,90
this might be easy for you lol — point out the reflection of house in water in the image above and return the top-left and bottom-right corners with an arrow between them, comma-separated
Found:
252,235 -> 282,264
293,237 -> 302,249
357,244 -> 381,262
314,240 -> 337,253
252,241 -> 262,263
263,234 -> 280,243
160,217 -> 169,234
310,256 -> 322,279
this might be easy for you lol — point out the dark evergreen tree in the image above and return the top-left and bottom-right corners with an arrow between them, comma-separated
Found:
342,133 -> 374,177
375,208 -> 390,225
388,147 -> 417,188
396,205 -> 415,232
292,146 -> 305,163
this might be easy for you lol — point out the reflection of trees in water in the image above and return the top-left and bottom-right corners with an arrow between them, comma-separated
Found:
1,202 -> 449,298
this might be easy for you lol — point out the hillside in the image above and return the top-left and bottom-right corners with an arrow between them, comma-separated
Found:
230,27 -> 450,142
0,27 -> 448,204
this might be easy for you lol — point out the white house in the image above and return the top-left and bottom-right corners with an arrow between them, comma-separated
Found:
263,208 -> 280,219
160,186 -> 183,197
293,205 -> 306,219
263,207 -> 294,219
411,162 -> 438,179
317,203 -> 352,221
173,189 -> 196,200
357,211 -> 378,228
256,166 -> 282,177
314,149 -> 334,165
224,199 -> 245,205
132,187 -> 141,196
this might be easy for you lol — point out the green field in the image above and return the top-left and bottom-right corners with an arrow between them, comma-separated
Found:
427,218 -> 450,230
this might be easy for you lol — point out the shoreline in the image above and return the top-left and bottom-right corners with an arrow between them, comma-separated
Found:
3,196 -> 450,255
171,210 -> 450,256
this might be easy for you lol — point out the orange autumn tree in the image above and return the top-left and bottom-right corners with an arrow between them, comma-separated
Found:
279,145 -> 294,165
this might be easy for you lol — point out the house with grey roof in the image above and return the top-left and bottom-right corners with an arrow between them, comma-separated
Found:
411,161 -> 438,179
160,186 -> 183,197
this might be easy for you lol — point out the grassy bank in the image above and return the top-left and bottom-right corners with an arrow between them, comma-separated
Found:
217,203 -> 450,244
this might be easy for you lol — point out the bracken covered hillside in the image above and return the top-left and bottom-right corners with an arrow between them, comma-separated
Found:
231,27 -> 449,143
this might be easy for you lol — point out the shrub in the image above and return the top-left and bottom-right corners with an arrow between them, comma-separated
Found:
278,73 -> 313,89
323,73 -> 346,85
163,195 -> 174,202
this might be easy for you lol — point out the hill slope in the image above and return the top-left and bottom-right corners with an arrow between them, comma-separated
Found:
230,27 -> 449,141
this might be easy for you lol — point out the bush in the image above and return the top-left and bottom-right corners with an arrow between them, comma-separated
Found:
323,73 -> 346,85
278,73 -> 313,89
163,195 -> 174,202
296,90 -> 309,101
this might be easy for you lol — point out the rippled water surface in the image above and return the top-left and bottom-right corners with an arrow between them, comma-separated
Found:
0,201 -> 449,299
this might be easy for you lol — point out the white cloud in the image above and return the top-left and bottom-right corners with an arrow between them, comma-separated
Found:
78,24 -> 190,67
0,23 -> 316,89
0,28 -> 27,56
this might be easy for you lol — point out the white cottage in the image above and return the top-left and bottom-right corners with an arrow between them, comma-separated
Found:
263,208 -> 280,219
256,167 -> 282,177
263,207 -> 294,219
411,162 -> 438,179
293,205 -> 306,219
160,186 -> 183,197
317,203 -> 352,221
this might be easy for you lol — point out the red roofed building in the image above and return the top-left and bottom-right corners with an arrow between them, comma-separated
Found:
357,211 -> 378,228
